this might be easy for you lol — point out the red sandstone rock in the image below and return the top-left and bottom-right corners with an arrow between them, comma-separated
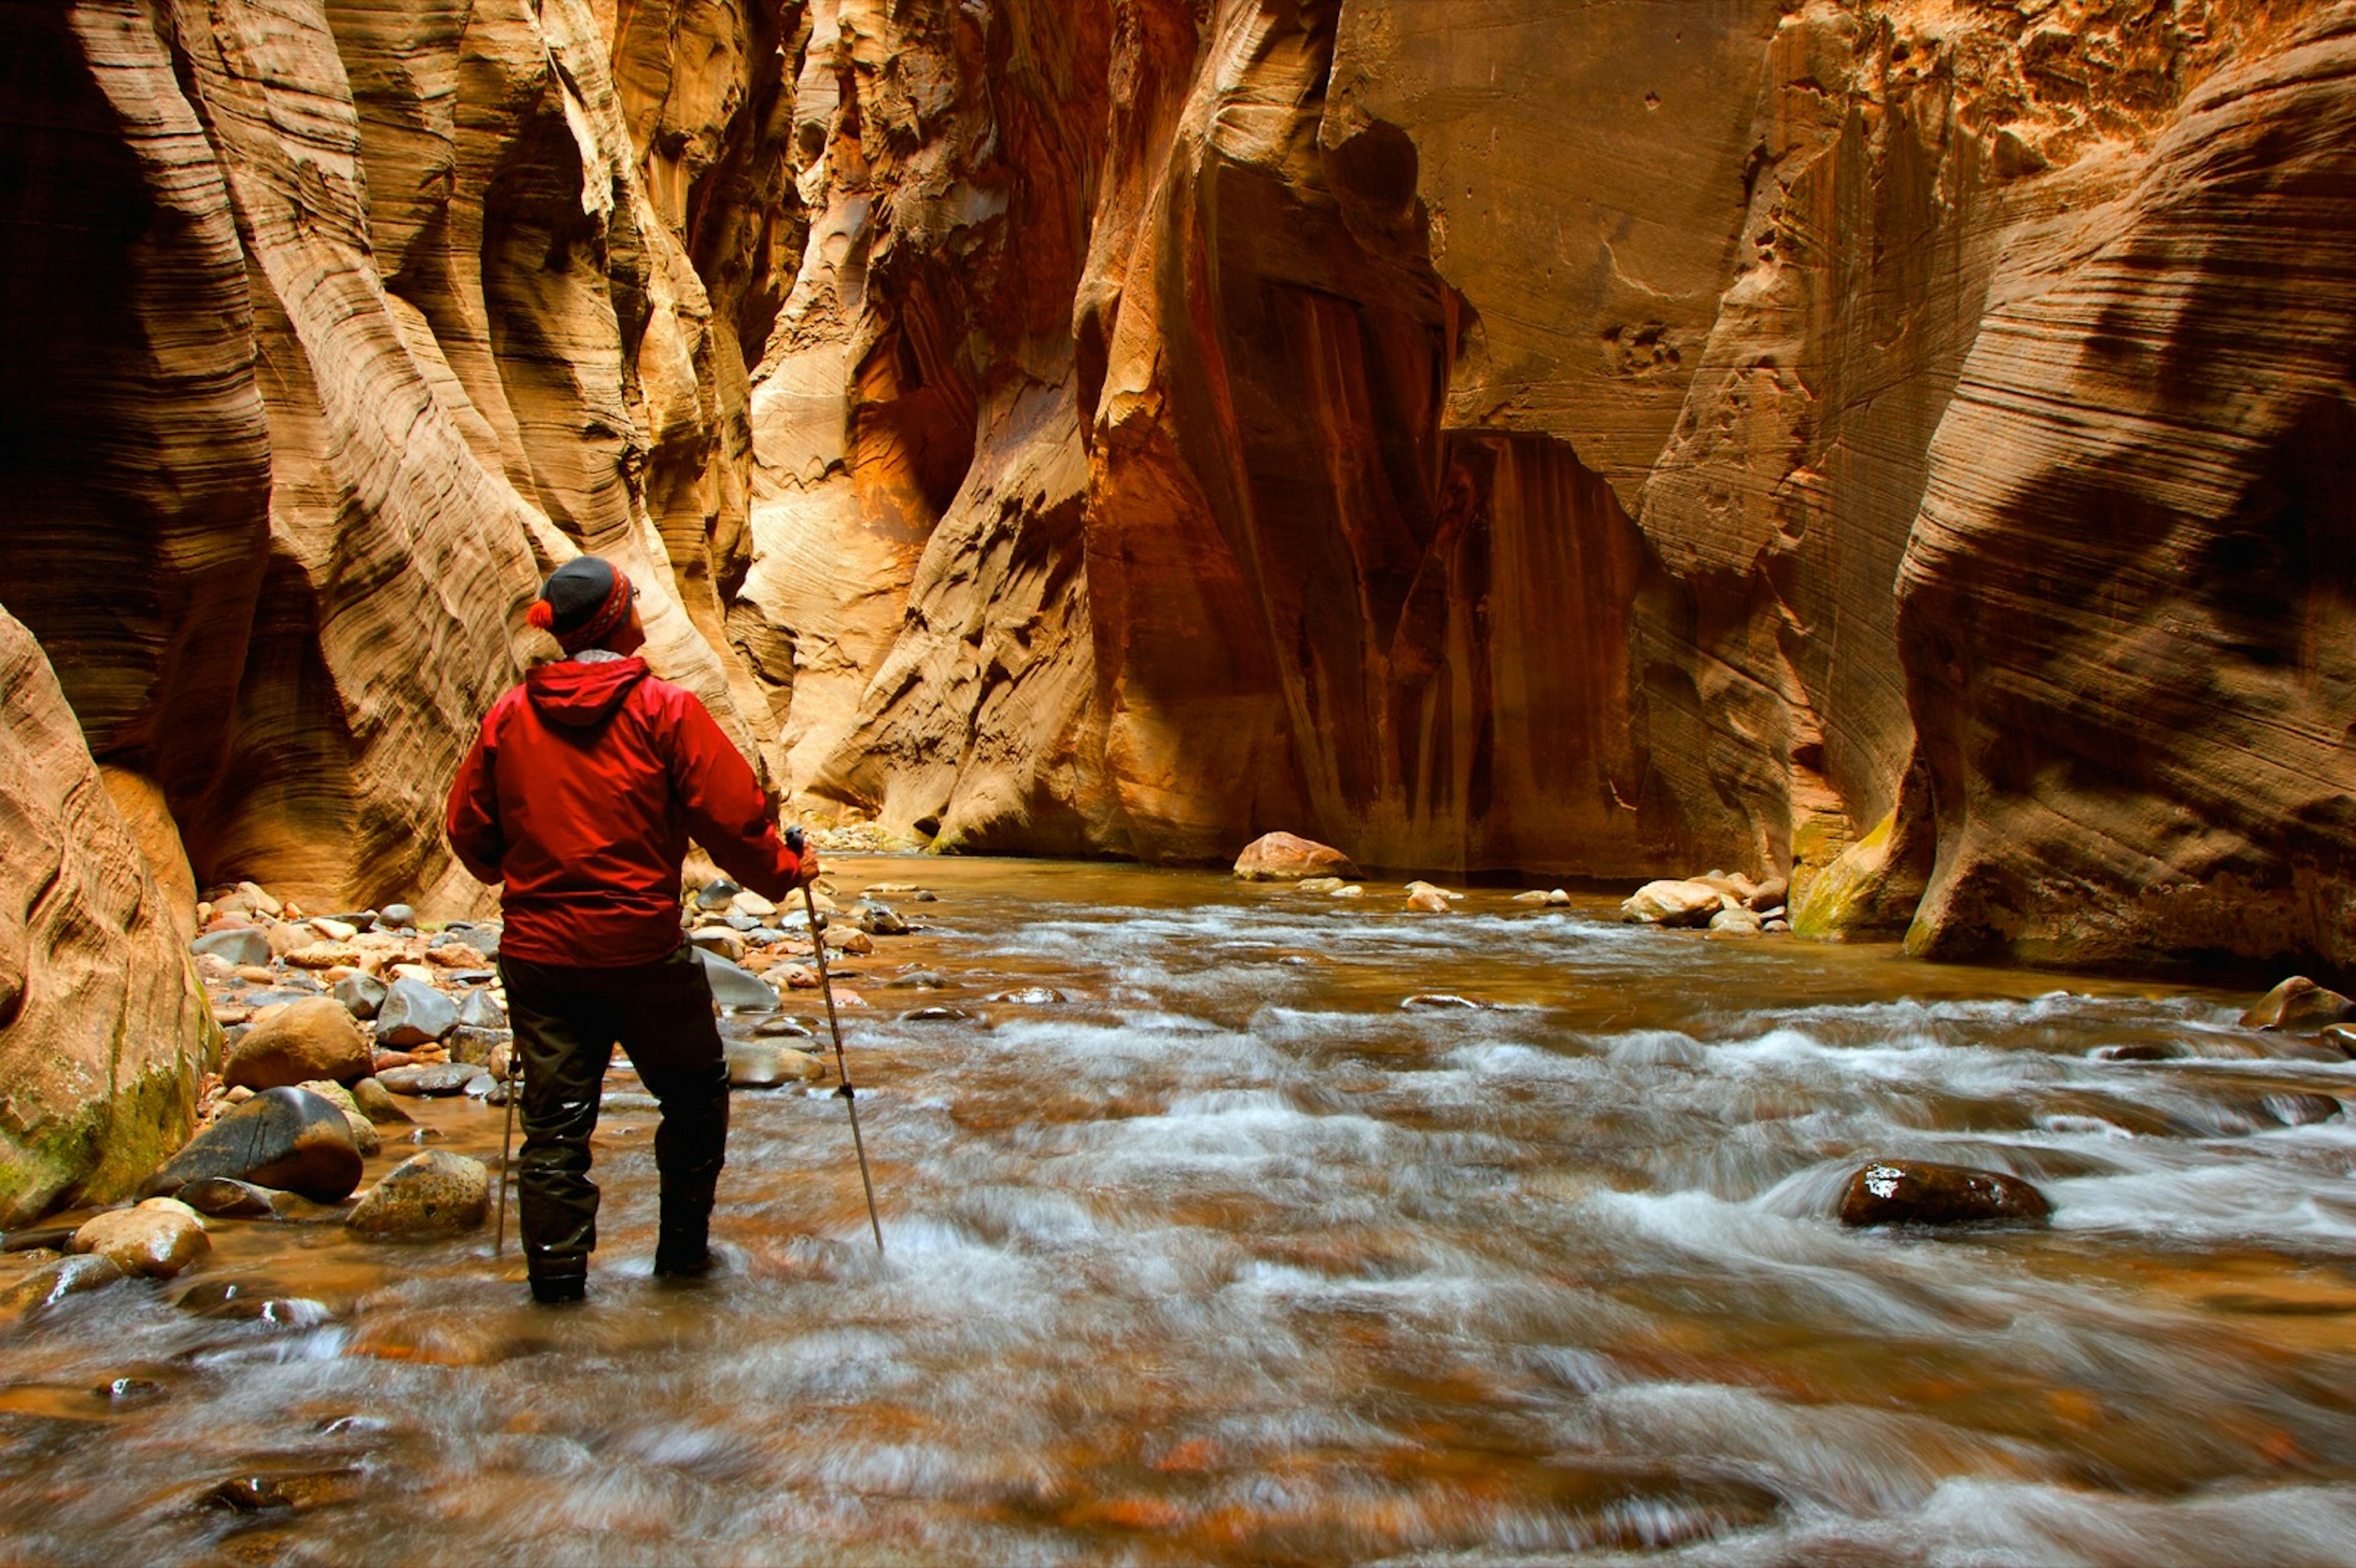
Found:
1234,833 -> 1359,882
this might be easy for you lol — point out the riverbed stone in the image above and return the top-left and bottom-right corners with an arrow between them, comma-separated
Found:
333,973 -> 387,1021
344,1152 -> 490,1238
1233,831 -> 1358,882
1299,877 -> 1349,895
987,986 -> 1068,1005
852,902 -> 909,936
71,1206 -> 209,1277
1838,1161 -> 2052,1228
221,997 -> 371,1091
725,1040 -> 824,1088
179,1178 -> 281,1218
1406,888 -> 1452,913
379,904 -> 415,929
455,988 -> 507,1030
696,950 -> 779,1011
191,927 -> 272,967
1620,880 -> 1731,926
2239,977 -> 2356,1032
1746,877 -> 1790,912
294,1082 -> 380,1156
690,926 -> 749,963
376,1063 -> 481,1097
1708,908 -> 1765,937
376,979 -> 459,1047
148,1087 -> 363,1204
752,1015 -> 815,1038
0,1254 -> 125,1320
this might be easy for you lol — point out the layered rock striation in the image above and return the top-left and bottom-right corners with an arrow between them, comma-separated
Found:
4,0 -> 2354,993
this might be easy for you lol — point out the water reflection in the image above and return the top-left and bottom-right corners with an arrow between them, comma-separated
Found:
4,859 -> 2355,1564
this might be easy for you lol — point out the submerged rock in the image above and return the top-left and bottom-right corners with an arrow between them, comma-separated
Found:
725,1041 -> 823,1089
1838,1161 -> 2052,1228
1233,832 -> 1358,882
2239,977 -> 2356,1032
344,1152 -> 489,1238
0,1255 -> 126,1321
147,1088 -> 362,1204
1405,888 -> 1452,913
987,986 -> 1067,1005
179,1177 -> 282,1219
221,997 -> 371,1091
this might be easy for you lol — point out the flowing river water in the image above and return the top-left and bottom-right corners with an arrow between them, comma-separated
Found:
6,858 -> 2356,1566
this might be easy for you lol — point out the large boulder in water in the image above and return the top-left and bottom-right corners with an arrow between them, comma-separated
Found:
375,979 -> 458,1047
1233,832 -> 1358,882
1619,880 -> 1728,927
2239,977 -> 2356,1032
145,1087 -> 363,1204
221,997 -> 371,1090
1838,1161 -> 2052,1229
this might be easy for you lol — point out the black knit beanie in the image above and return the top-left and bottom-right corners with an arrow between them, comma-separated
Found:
528,557 -> 633,651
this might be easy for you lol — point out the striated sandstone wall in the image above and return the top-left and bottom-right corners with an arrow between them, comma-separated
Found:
0,609 -> 216,1226
4,0 -> 2355,985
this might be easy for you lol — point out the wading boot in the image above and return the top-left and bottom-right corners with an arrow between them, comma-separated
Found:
529,1261 -> 587,1305
652,1200 -> 714,1280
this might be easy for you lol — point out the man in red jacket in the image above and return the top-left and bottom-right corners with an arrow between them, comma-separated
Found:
445,556 -> 816,1303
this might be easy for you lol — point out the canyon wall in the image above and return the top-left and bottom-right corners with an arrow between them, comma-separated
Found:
3,0 -> 2354,986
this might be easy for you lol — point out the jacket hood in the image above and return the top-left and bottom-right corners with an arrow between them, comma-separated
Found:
525,656 -> 649,729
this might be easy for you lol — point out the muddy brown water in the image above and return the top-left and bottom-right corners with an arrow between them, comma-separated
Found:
5,858 -> 2356,1565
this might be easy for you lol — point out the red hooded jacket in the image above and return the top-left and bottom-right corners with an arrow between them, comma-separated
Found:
444,656 -> 804,966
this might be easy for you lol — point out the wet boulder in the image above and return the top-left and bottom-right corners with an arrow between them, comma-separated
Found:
147,1087 -> 363,1204
2239,977 -> 2356,1032
1233,831 -> 1358,882
344,1152 -> 489,1239
689,926 -> 749,963
852,902 -> 909,936
1620,880 -> 1730,927
221,997 -> 371,1091
1707,907 -> 1765,937
348,1078 -> 413,1125
375,978 -> 458,1047
0,1255 -> 125,1322
296,1081 -> 380,1156
376,1063 -> 483,1097
2319,1024 -> 2356,1060
696,950 -> 779,1012
1838,1161 -> 2052,1228
1745,877 -> 1790,912
179,1178 -> 282,1219
986,987 -> 1067,1005
725,1040 -> 823,1089
70,1202 -> 209,1278
1405,886 -> 1452,913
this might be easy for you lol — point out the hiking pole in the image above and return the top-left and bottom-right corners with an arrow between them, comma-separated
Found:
495,1049 -> 519,1257
803,880 -> 885,1255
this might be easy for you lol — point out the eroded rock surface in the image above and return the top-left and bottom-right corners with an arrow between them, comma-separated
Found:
6,0 -> 2356,1054
0,610 -> 214,1226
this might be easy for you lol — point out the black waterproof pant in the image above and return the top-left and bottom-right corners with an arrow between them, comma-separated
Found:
498,943 -> 728,1285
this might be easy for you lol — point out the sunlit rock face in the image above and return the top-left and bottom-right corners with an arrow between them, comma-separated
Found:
0,0 -> 775,912
4,0 -> 2354,974
1896,7 -> 2356,968
0,610 -> 214,1226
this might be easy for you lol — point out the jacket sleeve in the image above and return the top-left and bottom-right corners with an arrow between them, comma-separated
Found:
668,693 -> 805,900
444,709 -> 508,885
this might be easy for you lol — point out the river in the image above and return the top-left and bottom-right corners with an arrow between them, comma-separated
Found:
4,858 -> 2355,1565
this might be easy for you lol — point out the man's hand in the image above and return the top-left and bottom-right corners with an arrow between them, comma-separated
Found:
785,825 -> 822,886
